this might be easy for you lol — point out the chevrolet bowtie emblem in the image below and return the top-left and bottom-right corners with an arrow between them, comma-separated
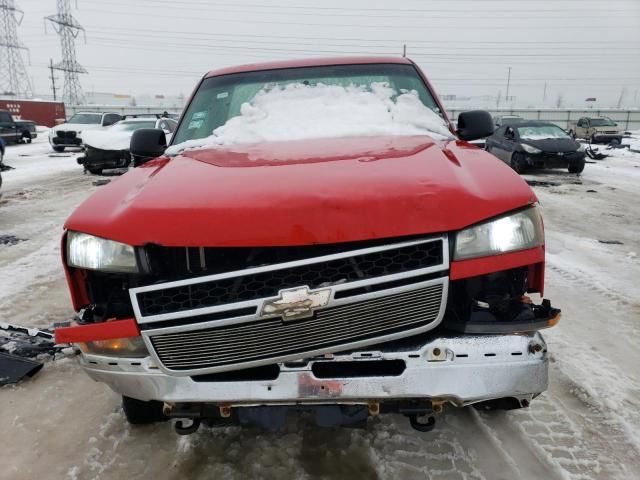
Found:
260,286 -> 332,321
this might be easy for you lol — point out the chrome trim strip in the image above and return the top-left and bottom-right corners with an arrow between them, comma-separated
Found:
130,235 -> 448,325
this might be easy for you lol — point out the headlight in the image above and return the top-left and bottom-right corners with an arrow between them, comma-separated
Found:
521,143 -> 542,154
454,207 -> 544,260
67,231 -> 138,272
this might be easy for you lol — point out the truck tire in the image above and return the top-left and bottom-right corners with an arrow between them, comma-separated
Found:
87,167 -> 103,175
510,152 -> 527,174
122,396 -> 167,425
590,134 -> 598,144
22,132 -> 32,143
568,157 -> 585,174
53,146 -> 65,153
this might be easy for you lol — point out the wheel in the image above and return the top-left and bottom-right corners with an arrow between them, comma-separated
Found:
590,134 -> 597,144
22,132 -> 32,143
122,396 -> 167,425
510,152 -> 527,174
87,167 -> 103,175
53,146 -> 65,153
568,157 -> 585,174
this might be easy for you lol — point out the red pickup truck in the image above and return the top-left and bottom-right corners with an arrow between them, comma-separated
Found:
56,57 -> 559,434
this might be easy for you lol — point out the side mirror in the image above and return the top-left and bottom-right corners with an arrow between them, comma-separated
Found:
130,128 -> 167,166
457,110 -> 494,141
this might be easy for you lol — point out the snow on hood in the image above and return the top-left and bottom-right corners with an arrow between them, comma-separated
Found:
82,130 -> 134,150
167,82 -> 452,155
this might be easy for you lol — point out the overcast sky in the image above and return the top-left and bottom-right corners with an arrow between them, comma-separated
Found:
14,0 -> 640,107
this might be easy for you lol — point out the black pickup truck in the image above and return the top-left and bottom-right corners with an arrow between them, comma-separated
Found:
0,109 -> 38,144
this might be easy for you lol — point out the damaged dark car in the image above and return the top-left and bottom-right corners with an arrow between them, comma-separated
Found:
485,121 -> 586,174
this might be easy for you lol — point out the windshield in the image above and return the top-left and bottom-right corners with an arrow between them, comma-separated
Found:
171,63 -> 445,147
110,121 -> 156,131
68,113 -> 102,124
589,118 -> 615,126
518,125 -> 570,140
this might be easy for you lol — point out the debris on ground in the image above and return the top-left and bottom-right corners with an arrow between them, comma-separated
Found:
92,179 -> 111,186
586,145 -> 608,160
586,189 -> 598,193
526,180 -> 560,187
0,353 -> 44,385
598,239 -> 624,245
0,235 -> 26,245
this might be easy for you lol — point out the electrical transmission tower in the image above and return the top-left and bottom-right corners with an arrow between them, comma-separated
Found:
0,0 -> 34,97
46,0 -> 86,105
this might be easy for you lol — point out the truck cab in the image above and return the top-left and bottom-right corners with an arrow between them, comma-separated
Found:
0,109 -> 38,144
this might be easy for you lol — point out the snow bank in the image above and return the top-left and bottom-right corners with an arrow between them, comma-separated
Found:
167,82 -> 451,155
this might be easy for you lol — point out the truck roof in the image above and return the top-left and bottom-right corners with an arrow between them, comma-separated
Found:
205,56 -> 413,78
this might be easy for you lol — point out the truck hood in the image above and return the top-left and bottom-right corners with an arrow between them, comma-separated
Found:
65,135 -> 538,247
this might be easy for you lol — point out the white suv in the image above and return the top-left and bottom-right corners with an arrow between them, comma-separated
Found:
49,112 -> 122,152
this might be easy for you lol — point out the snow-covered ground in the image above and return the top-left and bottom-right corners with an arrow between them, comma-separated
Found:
1,135 -> 639,479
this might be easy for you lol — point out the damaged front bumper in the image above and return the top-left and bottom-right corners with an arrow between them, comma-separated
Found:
78,332 -> 548,407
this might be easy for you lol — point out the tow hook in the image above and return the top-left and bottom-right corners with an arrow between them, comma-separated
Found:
409,414 -> 436,432
398,400 -> 436,432
174,418 -> 201,435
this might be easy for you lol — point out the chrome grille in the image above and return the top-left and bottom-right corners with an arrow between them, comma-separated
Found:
149,284 -> 444,371
136,238 -> 444,317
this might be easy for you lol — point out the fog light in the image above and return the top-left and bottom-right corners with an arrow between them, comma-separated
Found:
79,336 -> 148,357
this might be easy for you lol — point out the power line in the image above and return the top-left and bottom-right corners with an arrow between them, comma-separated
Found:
86,0 -> 640,14
78,6 -> 640,30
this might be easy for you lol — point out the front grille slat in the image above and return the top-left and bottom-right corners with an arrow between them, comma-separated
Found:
154,312 -> 438,368
150,284 -> 444,370
151,303 -> 441,355
148,288 -> 440,346
153,308 -> 441,365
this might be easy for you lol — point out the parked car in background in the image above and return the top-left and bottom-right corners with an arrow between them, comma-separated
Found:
567,116 -> 623,144
48,111 -> 123,152
494,114 -> 523,127
77,117 -> 177,174
0,109 -> 38,144
486,121 -> 586,173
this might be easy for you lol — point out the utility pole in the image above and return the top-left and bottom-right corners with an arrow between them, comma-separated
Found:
49,58 -> 57,101
505,66 -> 512,104
45,0 -> 87,105
402,43 -> 407,57
543,82 -> 547,103
0,0 -> 33,97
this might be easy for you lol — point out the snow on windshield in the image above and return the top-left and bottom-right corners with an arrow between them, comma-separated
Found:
518,125 -> 569,140
167,82 -> 451,155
